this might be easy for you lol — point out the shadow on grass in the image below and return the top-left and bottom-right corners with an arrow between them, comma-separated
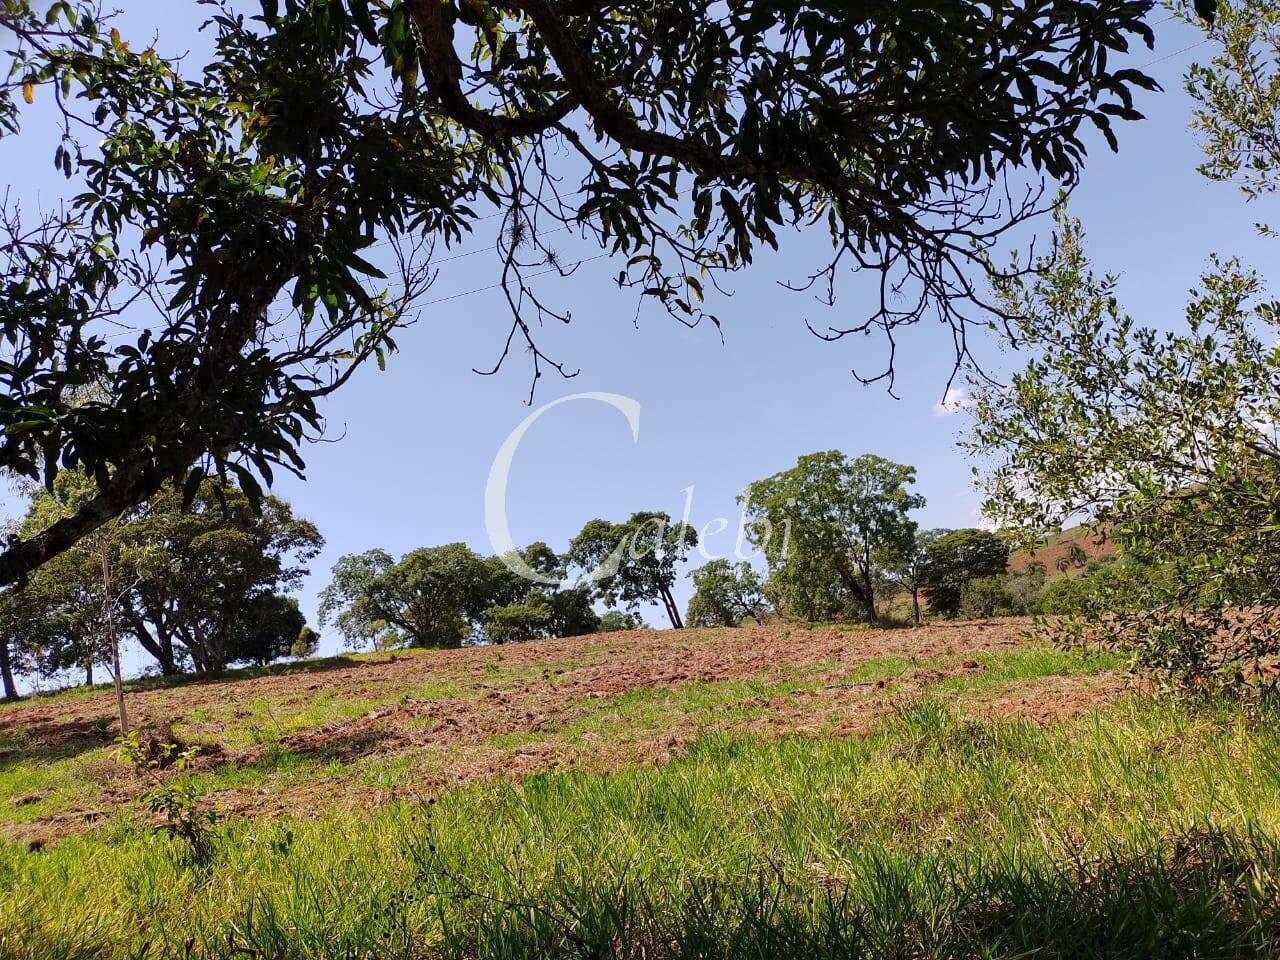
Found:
0,713 -> 116,768
280,724 -> 409,763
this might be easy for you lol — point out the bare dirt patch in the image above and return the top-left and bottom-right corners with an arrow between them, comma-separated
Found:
1,619 -> 1123,842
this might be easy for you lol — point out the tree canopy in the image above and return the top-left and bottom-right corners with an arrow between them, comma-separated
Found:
917,528 -> 1011,619
0,0 -> 1182,587
881,527 -> 952,625
319,541 -> 598,648
742,452 -> 923,623
686,560 -> 770,628
568,512 -> 697,629
4,476 -> 321,686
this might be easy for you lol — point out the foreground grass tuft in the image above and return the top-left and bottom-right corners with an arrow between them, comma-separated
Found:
3,691 -> 1280,958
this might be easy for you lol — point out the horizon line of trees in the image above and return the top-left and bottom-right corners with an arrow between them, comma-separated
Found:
0,448 -> 1073,701
317,451 -> 1033,656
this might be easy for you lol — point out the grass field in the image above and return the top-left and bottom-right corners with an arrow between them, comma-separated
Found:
2,620 -> 1278,958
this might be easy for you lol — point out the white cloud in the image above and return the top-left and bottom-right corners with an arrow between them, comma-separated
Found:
971,505 -> 998,532
934,386 -> 969,417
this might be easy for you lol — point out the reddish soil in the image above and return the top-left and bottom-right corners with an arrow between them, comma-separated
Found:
1009,526 -> 1115,574
0,619 -> 1125,843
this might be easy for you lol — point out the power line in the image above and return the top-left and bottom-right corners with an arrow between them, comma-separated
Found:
419,252 -> 611,307
1136,37 -> 1211,69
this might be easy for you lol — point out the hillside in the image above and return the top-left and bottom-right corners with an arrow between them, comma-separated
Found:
1007,523 -> 1116,573
0,620 -> 1118,846
5,622 -> 1280,958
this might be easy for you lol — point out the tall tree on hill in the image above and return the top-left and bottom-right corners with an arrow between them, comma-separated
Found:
226,594 -> 309,667
0,588 -> 42,701
569,513 -> 698,629
882,528 -> 953,625
482,542 -> 599,643
7,476 -> 321,686
0,0 -> 1195,588
918,529 -> 1011,619
686,560 -> 770,628
318,544 -> 496,650
742,452 -> 923,624
18,472 -> 139,689
116,481 -> 322,674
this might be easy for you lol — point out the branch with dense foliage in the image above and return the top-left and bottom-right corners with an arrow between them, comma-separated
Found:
686,560 -> 770,628
967,211 -> 1280,693
1187,0 -> 1280,202
917,529 -> 1011,619
568,513 -> 697,629
0,0 -> 1185,588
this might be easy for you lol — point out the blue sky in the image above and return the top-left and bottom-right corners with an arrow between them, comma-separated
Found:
5,5 -> 1274,663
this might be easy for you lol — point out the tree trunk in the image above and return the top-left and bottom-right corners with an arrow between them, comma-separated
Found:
856,550 -> 878,625
85,659 -> 94,687
0,637 -> 17,701
102,553 -> 129,736
659,585 -> 683,629
911,588 -> 921,626
130,614 -> 178,675
837,562 -> 876,625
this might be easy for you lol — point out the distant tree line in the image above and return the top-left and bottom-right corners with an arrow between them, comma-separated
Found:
0,475 -> 321,700
317,452 -> 1041,657
695,450 -> 1022,629
316,511 -> 696,650
0,447 -> 1105,701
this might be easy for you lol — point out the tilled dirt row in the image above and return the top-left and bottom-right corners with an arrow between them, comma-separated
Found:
1,620 -> 1125,841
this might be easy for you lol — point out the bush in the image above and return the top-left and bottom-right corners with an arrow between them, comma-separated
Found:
686,560 -> 770,627
597,611 -> 644,632
1039,575 -> 1094,615
483,599 -> 554,644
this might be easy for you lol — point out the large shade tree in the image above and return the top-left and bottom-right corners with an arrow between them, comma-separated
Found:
569,512 -> 698,629
8,476 -> 322,679
742,452 -> 923,623
116,480 -> 322,674
319,540 -> 596,647
686,560 -> 770,628
318,544 -> 496,649
482,543 -> 600,643
917,528 -> 1011,618
0,0 -> 1198,588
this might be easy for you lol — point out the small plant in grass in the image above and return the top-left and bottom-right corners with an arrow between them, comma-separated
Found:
115,728 -> 218,866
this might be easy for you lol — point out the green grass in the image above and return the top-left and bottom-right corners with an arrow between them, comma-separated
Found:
0,647 -> 1120,839
3,688 -> 1280,959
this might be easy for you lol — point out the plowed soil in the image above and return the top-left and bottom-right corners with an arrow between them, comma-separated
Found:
0,619 -> 1125,844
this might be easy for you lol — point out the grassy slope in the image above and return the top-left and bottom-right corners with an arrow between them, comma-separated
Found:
0,621 -> 1098,841
1,625 -> 1279,958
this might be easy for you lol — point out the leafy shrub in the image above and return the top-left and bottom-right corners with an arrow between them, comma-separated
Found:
483,599 -> 554,644
116,728 -> 218,866
597,611 -> 644,632
686,560 -> 770,627
958,577 -> 1018,619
